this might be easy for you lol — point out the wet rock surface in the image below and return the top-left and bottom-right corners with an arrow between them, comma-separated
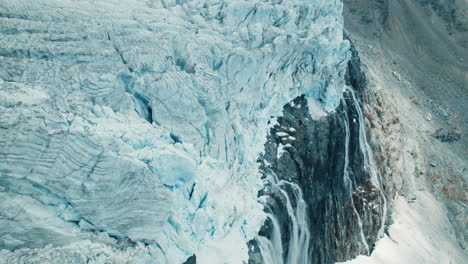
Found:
249,0 -> 467,262
257,97 -> 384,264
250,46 -> 390,263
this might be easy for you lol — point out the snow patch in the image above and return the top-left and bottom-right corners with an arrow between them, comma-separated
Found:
307,97 -> 328,120
339,192 -> 467,264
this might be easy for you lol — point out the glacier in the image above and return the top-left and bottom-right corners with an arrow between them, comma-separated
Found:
0,0 -> 350,263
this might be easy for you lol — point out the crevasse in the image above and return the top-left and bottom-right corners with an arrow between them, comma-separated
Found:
0,0 -> 350,263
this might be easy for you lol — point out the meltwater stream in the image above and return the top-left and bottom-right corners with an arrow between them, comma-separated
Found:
255,89 -> 387,264
257,172 -> 311,264
343,95 -> 371,255
348,89 -> 388,239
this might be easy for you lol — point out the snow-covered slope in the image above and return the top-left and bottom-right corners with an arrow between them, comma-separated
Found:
0,0 -> 350,263
340,192 -> 466,264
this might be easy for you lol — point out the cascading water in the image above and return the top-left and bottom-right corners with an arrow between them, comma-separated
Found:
256,171 -> 311,264
255,87 -> 388,263
342,94 -> 371,255
348,89 -> 388,239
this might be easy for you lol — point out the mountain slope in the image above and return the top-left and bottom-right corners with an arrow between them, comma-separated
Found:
340,0 -> 467,262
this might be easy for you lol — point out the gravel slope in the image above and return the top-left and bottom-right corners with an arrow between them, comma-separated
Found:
342,0 -> 467,262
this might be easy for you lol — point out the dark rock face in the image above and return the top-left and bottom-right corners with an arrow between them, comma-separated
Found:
250,44 -> 388,264
183,254 -> 196,264
344,34 -> 367,97
256,94 -> 384,264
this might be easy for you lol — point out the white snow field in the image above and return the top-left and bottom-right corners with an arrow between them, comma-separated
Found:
0,0 -> 350,263
339,191 -> 466,264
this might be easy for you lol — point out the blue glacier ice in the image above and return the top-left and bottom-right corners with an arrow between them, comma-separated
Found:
0,0 -> 350,263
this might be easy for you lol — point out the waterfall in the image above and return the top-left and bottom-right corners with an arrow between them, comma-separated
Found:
348,89 -> 388,239
256,89 -> 387,263
256,213 -> 283,264
343,95 -> 371,255
257,171 -> 311,264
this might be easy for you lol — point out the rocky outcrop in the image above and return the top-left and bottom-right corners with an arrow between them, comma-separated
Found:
250,41 -> 402,263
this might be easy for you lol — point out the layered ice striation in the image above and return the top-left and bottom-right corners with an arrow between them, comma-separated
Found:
0,0 -> 349,263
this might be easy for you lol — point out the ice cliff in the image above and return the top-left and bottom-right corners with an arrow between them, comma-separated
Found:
0,0 -> 350,263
